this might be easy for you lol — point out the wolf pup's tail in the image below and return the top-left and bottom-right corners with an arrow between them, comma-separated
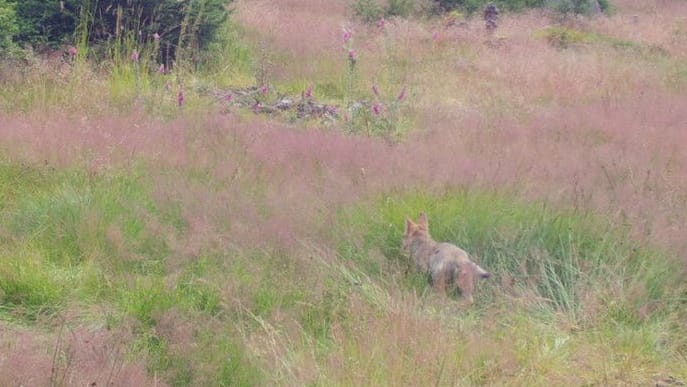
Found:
472,262 -> 491,279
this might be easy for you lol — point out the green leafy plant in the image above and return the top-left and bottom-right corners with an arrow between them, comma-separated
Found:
435,0 -> 546,14
9,0 -> 232,64
0,0 -> 18,55
347,84 -> 410,140
352,0 -> 384,22
432,0 -> 608,15
337,190 -> 681,321
546,0 -> 608,16
387,0 -> 415,17
10,0 -> 78,48
353,0 -> 415,21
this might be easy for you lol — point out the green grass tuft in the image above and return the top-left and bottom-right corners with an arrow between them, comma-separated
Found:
337,189 -> 683,323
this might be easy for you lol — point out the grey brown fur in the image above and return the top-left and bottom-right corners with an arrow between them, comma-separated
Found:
402,213 -> 490,304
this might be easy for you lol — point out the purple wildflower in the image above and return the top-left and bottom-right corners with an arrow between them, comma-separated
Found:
343,28 -> 352,43
67,45 -> 77,57
260,85 -> 268,95
157,64 -> 166,74
348,49 -> 356,63
131,50 -> 139,63
372,103 -> 381,116
305,84 -> 313,99
377,18 -> 386,31
153,32 -> 160,41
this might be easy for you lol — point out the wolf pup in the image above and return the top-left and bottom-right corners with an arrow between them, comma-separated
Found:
402,213 -> 490,304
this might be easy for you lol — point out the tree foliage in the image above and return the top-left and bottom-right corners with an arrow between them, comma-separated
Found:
8,0 -> 232,62
10,0 -> 79,48
0,0 -> 18,54
435,0 -> 545,13
352,0 -> 417,21
84,0 -> 230,63
435,0 -> 607,15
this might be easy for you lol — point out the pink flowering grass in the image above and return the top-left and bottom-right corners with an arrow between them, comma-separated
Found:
3,83 -> 687,253
235,0 -> 349,82
0,324 -> 160,386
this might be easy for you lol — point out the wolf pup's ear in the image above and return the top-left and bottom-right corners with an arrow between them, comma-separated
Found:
405,217 -> 416,235
417,212 -> 428,230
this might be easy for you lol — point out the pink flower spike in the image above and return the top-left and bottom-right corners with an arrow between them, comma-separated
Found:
377,18 -> 386,31
131,49 -> 139,62
260,85 -> 268,95
305,84 -> 313,99
343,28 -> 352,43
397,87 -> 406,101
348,49 -> 356,62
372,103 -> 381,116
157,64 -> 166,74
225,93 -> 233,102
67,45 -> 77,56
177,89 -> 184,107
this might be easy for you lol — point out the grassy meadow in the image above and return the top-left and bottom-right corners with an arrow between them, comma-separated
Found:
1,0 -> 687,385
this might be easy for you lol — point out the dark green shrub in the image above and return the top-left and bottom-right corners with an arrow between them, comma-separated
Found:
387,0 -> 415,17
434,0 -> 608,15
11,0 -> 78,48
352,0 -> 384,22
435,0 -> 546,14
546,0 -> 608,15
435,0 -> 482,13
9,0 -> 232,63
0,0 -> 18,54
353,0 -> 415,22
597,0 -> 611,12
83,0 -> 232,65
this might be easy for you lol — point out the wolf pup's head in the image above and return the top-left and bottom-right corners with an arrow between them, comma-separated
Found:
402,212 -> 430,254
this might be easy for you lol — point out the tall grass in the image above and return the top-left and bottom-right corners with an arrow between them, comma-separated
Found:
0,157 -> 269,384
338,190 -> 684,321
315,189 -> 684,385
